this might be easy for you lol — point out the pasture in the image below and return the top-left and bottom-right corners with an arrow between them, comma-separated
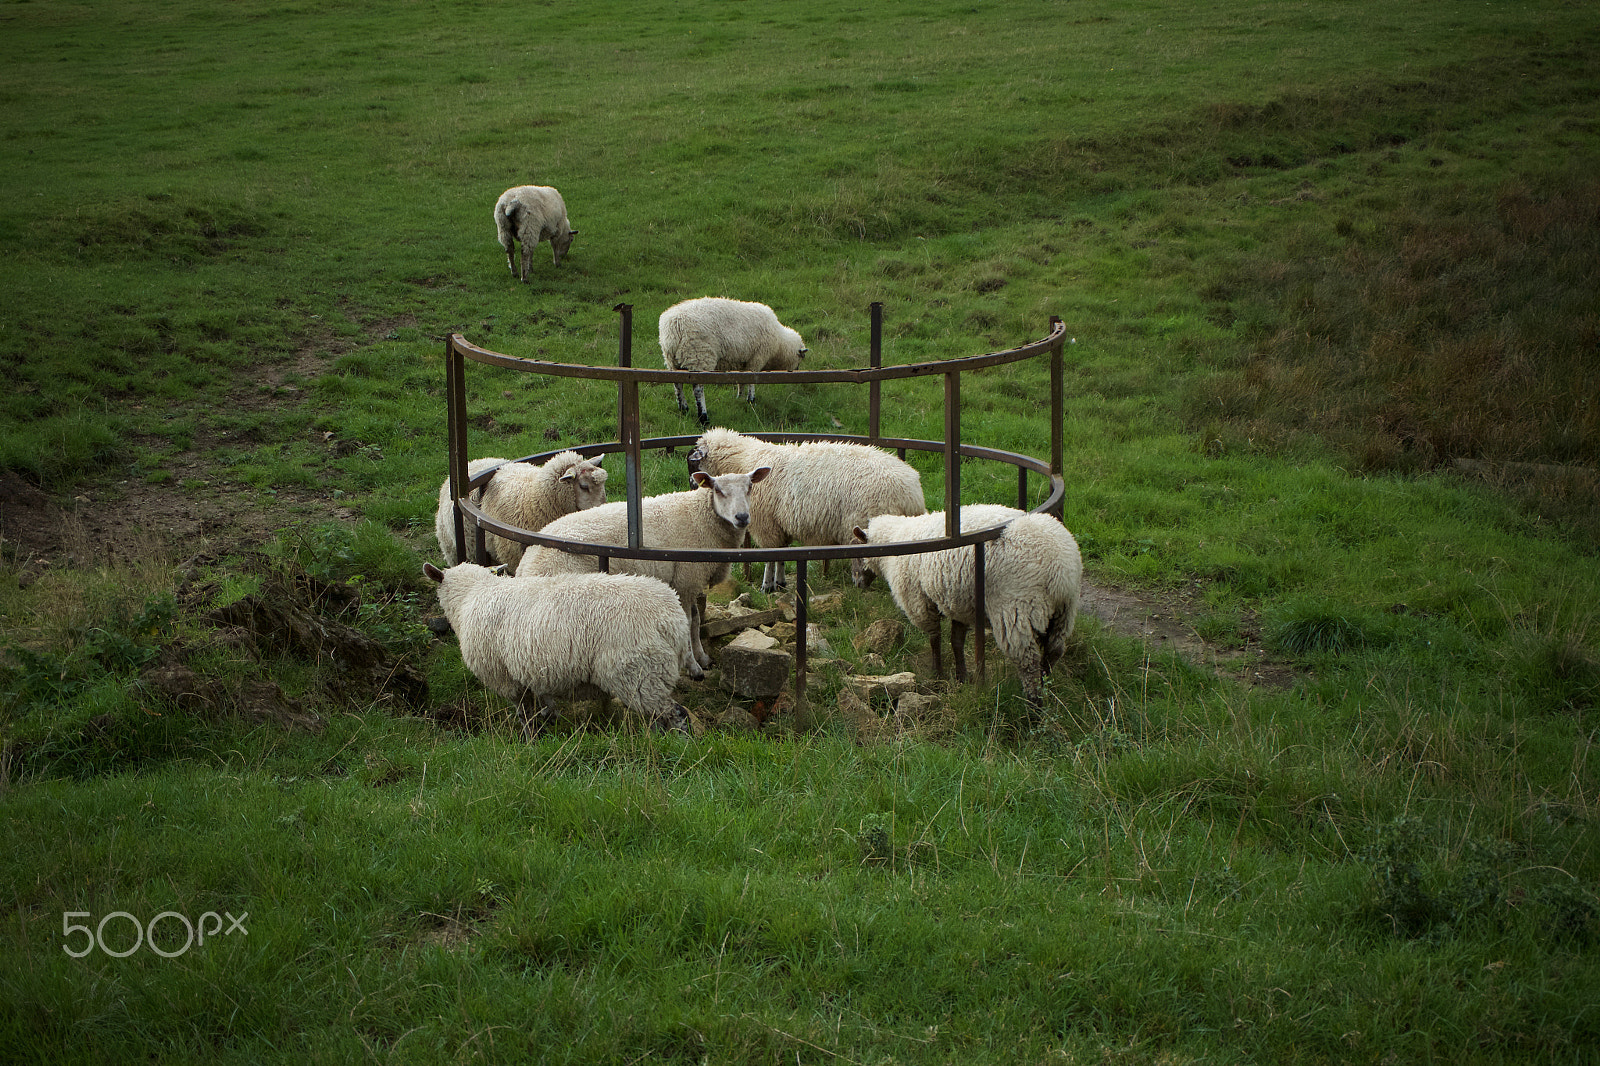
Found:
2,0 -> 1598,1062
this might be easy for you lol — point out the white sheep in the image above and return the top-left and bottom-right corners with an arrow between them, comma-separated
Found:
424,562 -> 701,734
658,297 -> 808,425
434,452 -> 608,574
494,185 -> 577,280
687,427 -> 926,593
518,466 -> 771,670
850,505 -> 1082,704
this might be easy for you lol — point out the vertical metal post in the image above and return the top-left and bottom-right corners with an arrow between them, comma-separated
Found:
445,336 -> 472,566
473,511 -> 488,566
617,304 -> 643,553
868,302 -> 883,446
794,561 -> 808,710
1050,316 -> 1065,522
943,371 -> 960,538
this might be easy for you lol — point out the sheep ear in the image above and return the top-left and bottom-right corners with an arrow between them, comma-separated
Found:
423,562 -> 445,583
748,465 -> 772,484
851,527 -> 868,543
559,470 -> 575,483
691,470 -> 712,488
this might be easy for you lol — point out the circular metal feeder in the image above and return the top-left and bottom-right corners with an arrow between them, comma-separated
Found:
443,303 -> 1068,707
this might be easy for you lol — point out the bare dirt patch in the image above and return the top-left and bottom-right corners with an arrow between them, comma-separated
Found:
1080,581 -> 1296,688
0,343 -> 363,581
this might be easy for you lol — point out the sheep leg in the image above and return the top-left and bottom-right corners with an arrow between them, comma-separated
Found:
1042,608 -> 1072,676
516,695 -> 560,741
950,619 -> 969,683
673,382 -> 689,414
761,560 -> 787,593
693,384 -> 710,427
504,240 -> 518,279
925,617 -> 945,678
519,242 -> 533,283
1016,640 -> 1045,707
681,588 -> 712,669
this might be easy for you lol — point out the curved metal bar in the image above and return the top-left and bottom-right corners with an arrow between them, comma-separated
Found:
447,318 -> 1066,385
458,434 -> 1063,563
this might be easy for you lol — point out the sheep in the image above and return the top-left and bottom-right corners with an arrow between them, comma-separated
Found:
658,297 -> 808,426
850,505 -> 1082,704
518,466 -> 771,670
433,452 -> 609,574
494,185 -> 577,280
686,426 -> 927,593
424,562 -> 701,734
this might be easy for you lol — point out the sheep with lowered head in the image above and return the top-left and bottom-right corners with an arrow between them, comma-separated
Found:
424,561 -> 700,734
494,184 -> 577,280
851,504 -> 1082,704
434,452 -> 609,573
659,297 -> 807,426
518,466 -> 771,670
687,426 -> 926,593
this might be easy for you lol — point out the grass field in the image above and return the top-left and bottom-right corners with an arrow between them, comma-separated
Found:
2,0 -> 1599,1062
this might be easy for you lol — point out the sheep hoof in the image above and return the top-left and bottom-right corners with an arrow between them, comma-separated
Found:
656,704 -> 693,734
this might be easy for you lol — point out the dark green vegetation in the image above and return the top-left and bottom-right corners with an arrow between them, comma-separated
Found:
2,0 -> 1598,1062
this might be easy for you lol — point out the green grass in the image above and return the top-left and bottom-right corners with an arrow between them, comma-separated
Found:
3,0 -> 1599,1062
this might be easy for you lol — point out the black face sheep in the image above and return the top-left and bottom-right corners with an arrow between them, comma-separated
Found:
850,505 -> 1082,704
434,452 -> 608,574
517,466 -> 771,670
686,426 -> 927,593
658,297 -> 808,426
424,562 -> 701,735
494,184 -> 577,280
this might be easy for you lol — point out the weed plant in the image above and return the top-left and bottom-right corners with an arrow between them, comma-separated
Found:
3,0 -> 1599,1063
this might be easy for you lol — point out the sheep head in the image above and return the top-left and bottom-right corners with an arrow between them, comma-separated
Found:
552,227 -> 576,266
849,526 -> 878,589
690,466 -> 771,531
559,457 -> 609,510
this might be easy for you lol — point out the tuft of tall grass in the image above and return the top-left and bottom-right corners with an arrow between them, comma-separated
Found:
1266,602 -> 1385,656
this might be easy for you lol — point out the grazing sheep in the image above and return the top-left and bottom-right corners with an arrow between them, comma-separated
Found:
518,466 -> 771,670
659,297 -> 808,425
434,452 -> 608,573
424,562 -> 700,734
687,427 -> 926,593
850,505 -> 1082,704
494,185 -> 577,280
